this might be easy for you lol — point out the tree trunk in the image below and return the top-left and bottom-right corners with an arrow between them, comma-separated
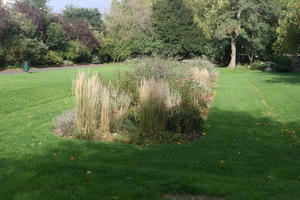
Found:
228,37 -> 237,69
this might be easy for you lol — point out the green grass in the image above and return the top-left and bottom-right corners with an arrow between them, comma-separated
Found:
0,66 -> 300,200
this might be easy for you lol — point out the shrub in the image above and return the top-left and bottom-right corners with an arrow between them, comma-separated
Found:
53,110 -> 75,137
63,60 -> 74,66
46,22 -> 67,51
269,55 -> 294,72
23,38 -> 49,66
2,41 -> 26,66
134,57 -> 181,80
45,51 -> 63,66
250,61 -> 266,70
64,41 -> 92,63
92,55 -> 101,64
167,105 -> 203,134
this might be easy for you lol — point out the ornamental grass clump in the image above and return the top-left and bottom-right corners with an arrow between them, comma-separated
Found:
74,72 -> 102,139
73,72 -> 130,140
138,78 -> 170,136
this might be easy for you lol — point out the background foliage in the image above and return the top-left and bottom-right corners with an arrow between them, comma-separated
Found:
0,0 -> 299,70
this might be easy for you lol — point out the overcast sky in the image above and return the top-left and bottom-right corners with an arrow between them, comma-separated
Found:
48,0 -> 111,13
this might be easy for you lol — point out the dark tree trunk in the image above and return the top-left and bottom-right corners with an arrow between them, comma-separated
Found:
228,37 -> 237,69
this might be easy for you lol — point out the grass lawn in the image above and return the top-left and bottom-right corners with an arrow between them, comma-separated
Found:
0,65 -> 299,200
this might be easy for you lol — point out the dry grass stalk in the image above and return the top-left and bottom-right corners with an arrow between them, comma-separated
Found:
100,86 -> 110,134
110,84 -> 131,132
166,90 -> 182,109
74,72 -> 132,139
139,78 -> 170,135
74,72 -> 102,139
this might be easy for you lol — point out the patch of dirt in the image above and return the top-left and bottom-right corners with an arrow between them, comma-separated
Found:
163,194 -> 226,200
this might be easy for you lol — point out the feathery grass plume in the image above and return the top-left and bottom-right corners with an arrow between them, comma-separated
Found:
99,86 -> 110,134
166,89 -> 182,109
74,72 -> 102,139
134,57 -> 181,80
109,83 -> 131,132
139,78 -> 169,136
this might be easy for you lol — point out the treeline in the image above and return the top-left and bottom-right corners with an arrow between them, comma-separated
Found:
0,0 -> 299,69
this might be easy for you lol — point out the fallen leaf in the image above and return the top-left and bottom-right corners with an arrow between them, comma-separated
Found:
69,157 -> 77,160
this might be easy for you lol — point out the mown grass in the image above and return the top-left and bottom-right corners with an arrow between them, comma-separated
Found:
0,66 -> 299,200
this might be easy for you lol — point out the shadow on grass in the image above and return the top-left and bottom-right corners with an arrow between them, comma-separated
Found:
264,72 -> 300,85
0,109 -> 300,200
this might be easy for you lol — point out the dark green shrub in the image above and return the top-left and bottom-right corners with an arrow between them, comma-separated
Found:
269,55 -> 294,72
45,51 -> 63,66
250,61 -> 266,70
167,105 -> 203,134
23,39 -> 49,66
92,55 -> 101,64
2,41 -> 26,66
64,41 -> 92,63
46,22 -> 67,51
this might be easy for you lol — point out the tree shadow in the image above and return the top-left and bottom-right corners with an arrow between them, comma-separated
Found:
0,109 -> 300,200
264,72 -> 300,85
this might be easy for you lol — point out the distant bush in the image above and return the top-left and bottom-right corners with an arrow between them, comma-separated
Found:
92,55 -> 101,64
45,51 -> 63,66
133,57 -> 181,80
269,55 -> 294,72
63,60 -> 74,66
250,61 -> 266,70
64,41 -> 92,63
23,39 -> 49,66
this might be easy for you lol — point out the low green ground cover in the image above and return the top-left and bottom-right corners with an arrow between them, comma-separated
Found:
0,66 -> 299,200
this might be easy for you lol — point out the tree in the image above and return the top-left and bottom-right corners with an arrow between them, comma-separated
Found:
63,5 -> 103,31
153,0 -> 206,58
214,0 -> 280,68
15,0 -> 51,39
104,0 -> 158,60
46,22 -> 67,50
274,0 -> 300,56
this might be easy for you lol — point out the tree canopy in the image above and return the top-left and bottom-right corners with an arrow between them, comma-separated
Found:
0,0 -> 298,69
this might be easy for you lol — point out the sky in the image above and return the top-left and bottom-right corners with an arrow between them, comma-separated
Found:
48,0 -> 111,14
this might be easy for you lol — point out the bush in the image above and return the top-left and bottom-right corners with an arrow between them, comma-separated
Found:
134,57 -> 181,80
64,41 -> 92,63
269,55 -> 294,72
92,55 -> 101,64
45,51 -> 63,66
250,61 -> 266,70
46,22 -> 67,51
63,60 -> 74,66
2,41 -> 26,66
54,110 -> 75,137
167,105 -> 203,134
23,38 -> 49,66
